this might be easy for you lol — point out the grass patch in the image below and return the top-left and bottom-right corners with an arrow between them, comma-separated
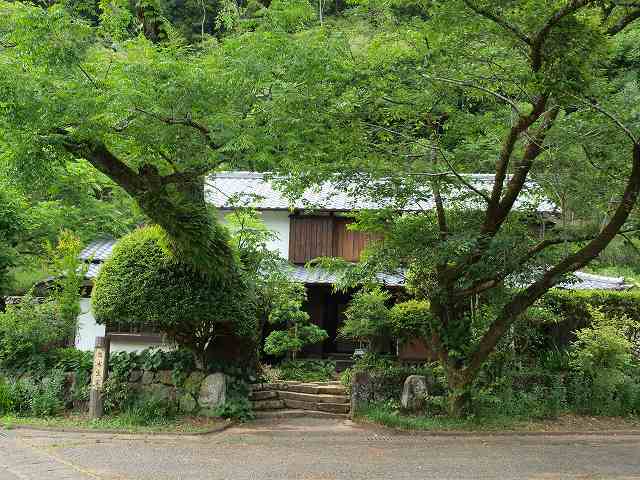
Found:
356,404 -> 524,431
0,413 -> 228,434
356,404 -> 640,433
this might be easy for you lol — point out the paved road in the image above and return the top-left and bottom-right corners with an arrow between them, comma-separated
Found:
1,418 -> 640,480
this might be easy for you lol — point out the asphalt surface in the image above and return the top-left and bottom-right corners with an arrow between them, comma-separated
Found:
1,417 -> 640,479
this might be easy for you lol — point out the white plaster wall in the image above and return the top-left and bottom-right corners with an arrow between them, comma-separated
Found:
260,210 -> 290,259
75,298 -> 105,351
218,209 -> 290,259
75,298 -> 171,353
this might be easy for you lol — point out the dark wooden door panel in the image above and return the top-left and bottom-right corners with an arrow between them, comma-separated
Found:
289,215 -> 381,264
289,215 -> 334,263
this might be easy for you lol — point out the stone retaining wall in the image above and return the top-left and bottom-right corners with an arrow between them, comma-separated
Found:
122,369 -> 226,416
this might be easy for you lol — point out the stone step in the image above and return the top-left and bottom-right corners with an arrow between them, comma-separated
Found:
317,386 -> 347,395
249,390 -> 278,401
317,402 -> 351,414
282,384 -> 318,395
278,390 -> 349,404
285,384 -> 347,396
283,398 -> 350,414
252,399 -> 285,411
251,382 -> 298,391
255,409 -> 348,420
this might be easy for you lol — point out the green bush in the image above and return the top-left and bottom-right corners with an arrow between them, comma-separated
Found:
53,348 -> 93,376
6,378 -> 32,415
340,288 -> 393,349
278,359 -> 336,382
0,293 -> 74,374
92,226 -> 257,366
389,299 -> 432,341
120,397 -> 178,426
103,375 -> 136,415
570,309 -> 634,375
539,289 -> 640,348
29,370 -> 66,417
0,371 -> 67,417
214,397 -> 255,422
263,282 -> 328,359
214,375 -> 255,421
470,373 -> 567,420
0,377 -> 13,414
566,308 -> 640,416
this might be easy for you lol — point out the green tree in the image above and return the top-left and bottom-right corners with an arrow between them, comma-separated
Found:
264,281 -> 328,359
0,184 -> 29,309
282,1 -> 640,413
46,230 -> 86,327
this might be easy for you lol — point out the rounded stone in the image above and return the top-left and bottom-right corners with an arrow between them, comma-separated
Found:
198,372 -> 226,409
400,375 -> 428,411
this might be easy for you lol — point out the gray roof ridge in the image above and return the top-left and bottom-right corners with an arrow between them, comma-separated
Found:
574,271 -> 625,283
209,171 -> 515,181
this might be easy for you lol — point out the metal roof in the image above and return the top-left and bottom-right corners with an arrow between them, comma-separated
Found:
79,237 -> 116,262
289,265 -> 405,287
205,172 -> 557,213
79,239 -> 632,291
558,271 -> 633,291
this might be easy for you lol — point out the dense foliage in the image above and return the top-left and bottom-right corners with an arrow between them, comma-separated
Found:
0,295 -> 68,374
0,231 -> 87,374
540,289 -> 640,345
0,184 -> 29,299
1,0 -> 639,416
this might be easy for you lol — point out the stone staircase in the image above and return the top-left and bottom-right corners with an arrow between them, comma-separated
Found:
250,381 -> 350,419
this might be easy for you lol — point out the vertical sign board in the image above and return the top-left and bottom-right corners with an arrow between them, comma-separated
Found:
89,335 -> 110,418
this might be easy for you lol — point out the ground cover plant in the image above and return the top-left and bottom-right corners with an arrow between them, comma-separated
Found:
0,413 -> 227,434
260,360 -> 337,383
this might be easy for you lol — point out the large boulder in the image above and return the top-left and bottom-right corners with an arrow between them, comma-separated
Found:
198,373 -> 226,409
401,375 -> 428,412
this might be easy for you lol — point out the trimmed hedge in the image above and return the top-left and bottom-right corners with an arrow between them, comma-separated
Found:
92,226 -> 258,365
538,289 -> 640,348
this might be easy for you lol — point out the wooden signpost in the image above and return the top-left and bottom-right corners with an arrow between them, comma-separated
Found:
89,335 -> 110,418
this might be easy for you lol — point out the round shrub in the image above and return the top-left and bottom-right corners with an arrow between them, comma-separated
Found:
390,299 -> 432,341
92,226 -> 257,366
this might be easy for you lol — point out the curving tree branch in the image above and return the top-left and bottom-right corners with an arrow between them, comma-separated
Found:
606,7 -> 640,34
461,1 -> 532,45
